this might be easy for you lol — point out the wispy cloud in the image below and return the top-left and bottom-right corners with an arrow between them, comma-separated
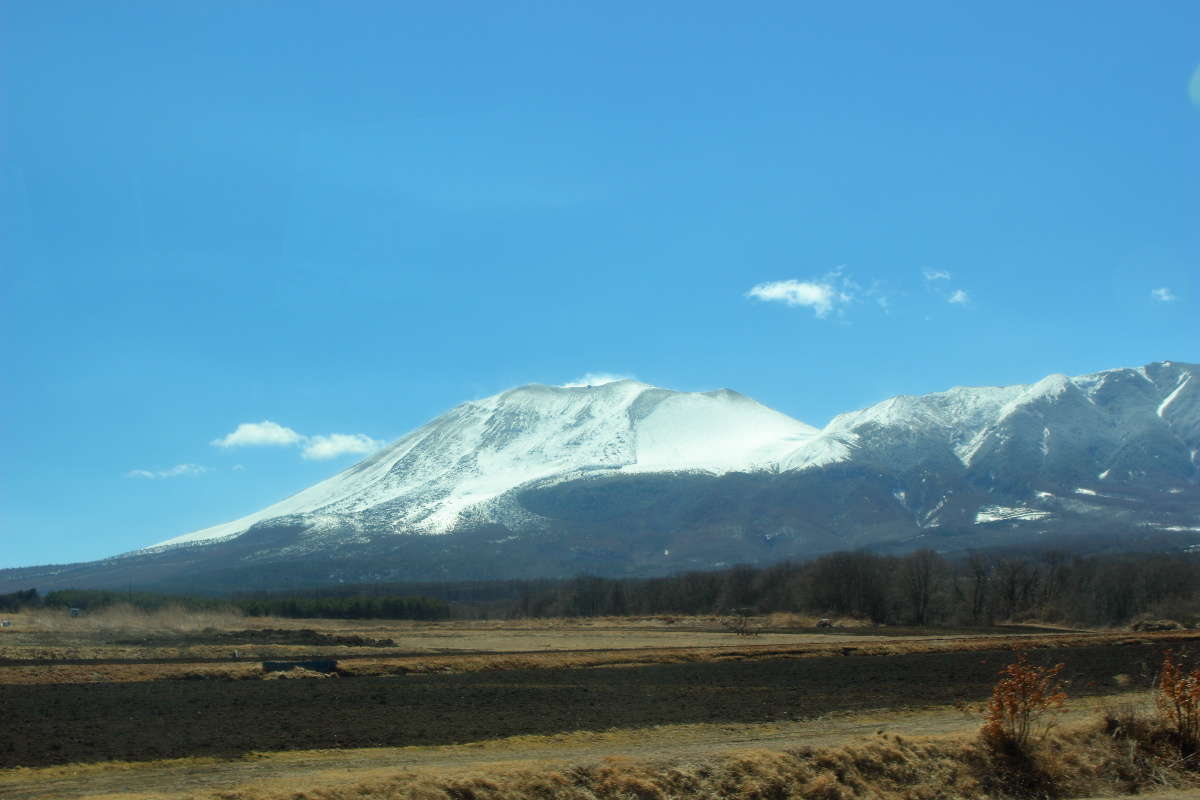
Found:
860,279 -> 891,313
562,372 -> 632,388
1190,64 -> 1200,107
922,268 -> 971,307
746,271 -> 856,319
1152,287 -> 1177,303
211,421 -> 303,448
126,464 -> 209,479
301,433 -> 384,461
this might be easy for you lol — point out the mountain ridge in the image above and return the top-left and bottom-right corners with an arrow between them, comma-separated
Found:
152,360 -> 1200,552
149,379 -> 819,550
3,361 -> 1197,592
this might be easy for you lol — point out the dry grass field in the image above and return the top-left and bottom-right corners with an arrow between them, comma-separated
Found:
4,608 -> 1200,798
0,695 -> 1188,800
0,606 -> 1154,682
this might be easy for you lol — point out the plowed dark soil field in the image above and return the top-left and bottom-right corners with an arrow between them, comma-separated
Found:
0,641 -> 1168,768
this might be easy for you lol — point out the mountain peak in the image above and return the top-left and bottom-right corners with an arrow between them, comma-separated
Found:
150,378 -> 815,550
145,361 -> 1199,557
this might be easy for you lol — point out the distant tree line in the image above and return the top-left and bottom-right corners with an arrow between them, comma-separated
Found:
365,550 -> 1200,627
231,592 -> 448,620
0,588 -> 40,612
7,549 -> 1200,627
480,550 -> 1200,627
1,587 -> 450,621
38,588 -> 228,613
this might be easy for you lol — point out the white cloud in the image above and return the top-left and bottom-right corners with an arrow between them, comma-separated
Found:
948,289 -> 970,305
923,269 -> 952,281
562,372 -> 632,388
1190,64 -> 1200,107
212,420 -> 304,448
231,464 -> 246,472
301,433 -> 384,461
1152,287 -> 1177,303
126,464 -> 209,479
746,272 -> 855,318
211,420 -> 381,462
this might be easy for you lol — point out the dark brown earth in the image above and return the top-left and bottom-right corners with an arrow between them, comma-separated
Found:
0,641 -> 1173,768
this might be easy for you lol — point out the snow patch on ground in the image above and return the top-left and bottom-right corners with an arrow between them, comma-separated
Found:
776,434 -> 854,471
1075,487 -> 1128,500
975,506 -> 1054,524
920,496 -> 949,528
1159,374 -> 1191,417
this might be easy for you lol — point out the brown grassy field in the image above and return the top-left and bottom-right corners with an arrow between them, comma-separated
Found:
3,699 -> 1199,799
4,609 -> 1200,798
0,606 -> 1003,661
0,606 -> 1181,683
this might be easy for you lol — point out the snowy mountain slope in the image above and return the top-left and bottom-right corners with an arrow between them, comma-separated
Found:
5,361 -> 1199,593
776,361 -> 1200,487
776,383 -> 1026,474
151,380 -> 818,549
153,362 -> 1199,552
962,363 -> 1199,489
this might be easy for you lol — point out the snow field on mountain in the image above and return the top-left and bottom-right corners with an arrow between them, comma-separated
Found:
148,362 -> 1200,551
974,506 -> 1054,524
625,390 -> 816,473
151,381 -> 818,547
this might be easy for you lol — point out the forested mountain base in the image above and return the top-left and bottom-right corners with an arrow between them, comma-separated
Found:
4,549 -> 1198,627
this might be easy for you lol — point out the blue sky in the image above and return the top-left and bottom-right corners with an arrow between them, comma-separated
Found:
2,1 -> 1197,568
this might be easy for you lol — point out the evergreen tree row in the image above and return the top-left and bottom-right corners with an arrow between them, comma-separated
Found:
5,549 -> 1200,627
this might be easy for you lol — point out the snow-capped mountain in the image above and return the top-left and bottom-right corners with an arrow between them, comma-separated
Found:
789,361 -> 1199,492
3,362 -> 1197,592
152,380 -> 819,549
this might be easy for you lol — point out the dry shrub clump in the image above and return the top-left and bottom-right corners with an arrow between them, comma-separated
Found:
1156,648 -> 1200,758
762,611 -> 817,629
212,738 -> 993,800
116,726 -> 1200,800
1100,703 -> 1183,790
980,649 -> 1068,753
262,666 -> 335,680
1064,649 -> 1200,795
718,610 -> 761,637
